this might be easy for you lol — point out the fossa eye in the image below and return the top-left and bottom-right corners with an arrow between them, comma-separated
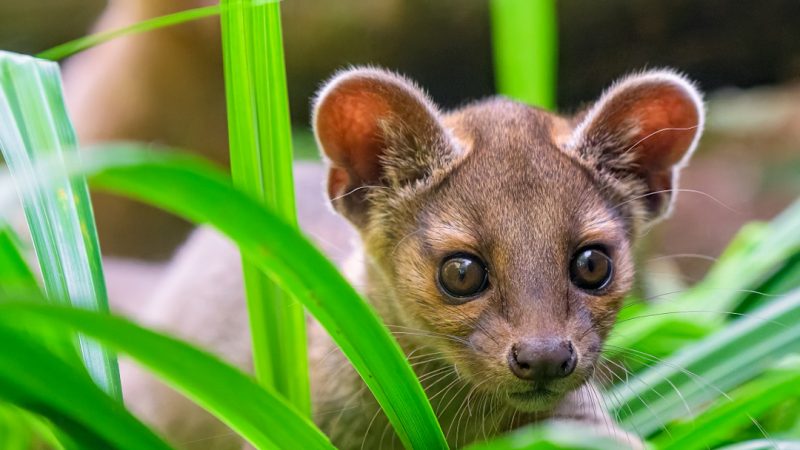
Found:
438,253 -> 489,301
570,247 -> 613,292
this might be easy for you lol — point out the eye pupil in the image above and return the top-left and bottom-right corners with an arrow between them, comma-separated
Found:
438,254 -> 489,301
570,248 -> 613,291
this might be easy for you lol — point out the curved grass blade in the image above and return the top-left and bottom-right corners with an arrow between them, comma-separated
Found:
609,287 -> 800,437
716,439 -> 800,450
489,0 -> 557,109
0,301 -> 333,450
656,358 -> 800,450
0,318 -> 172,450
36,5 -> 220,61
0,223 -> 37,295
220,0 -> 309,415
608,201 -> 800,359
38,145 -> 448,449
0,51 -> 119,398
0,402 -> 66,450
467,421 -> 629,450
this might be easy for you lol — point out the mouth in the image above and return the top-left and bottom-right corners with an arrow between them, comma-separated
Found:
508,387 -> 557,402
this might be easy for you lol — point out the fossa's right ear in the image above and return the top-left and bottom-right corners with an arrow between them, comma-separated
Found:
312,67 -> 456,226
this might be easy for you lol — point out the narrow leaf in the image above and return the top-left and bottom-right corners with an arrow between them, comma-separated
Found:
0,318 -> 172,450
489,0 -> 558,109
0,302 -> 333,450
220,0 -> 309,415
10,146 -> 448,449
609,287 -> 800,437
0,51 -> 119,398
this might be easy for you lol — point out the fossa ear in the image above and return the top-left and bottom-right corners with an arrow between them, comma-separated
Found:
312,67 -> 456,226
569,69 -> 704,222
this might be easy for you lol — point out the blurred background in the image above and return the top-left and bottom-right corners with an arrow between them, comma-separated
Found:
2,0 -> 799,288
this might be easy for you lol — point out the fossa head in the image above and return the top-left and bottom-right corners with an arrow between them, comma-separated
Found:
312,67 -> 703,412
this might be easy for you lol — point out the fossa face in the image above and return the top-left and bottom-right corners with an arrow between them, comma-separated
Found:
313,68 -> 703,412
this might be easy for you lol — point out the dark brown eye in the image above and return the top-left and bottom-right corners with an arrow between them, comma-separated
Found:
570,247 -> 613,291
438,253 -> 489,300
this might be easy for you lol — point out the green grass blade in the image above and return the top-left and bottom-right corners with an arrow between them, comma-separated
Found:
656,358 -> 800,450
0,301 -> 333,450
468,421 -> 630,450
0,223 -> 38,295
36,5 -> 221,61
0,402 -> 65,450
609,287 -> 800,437
716,439 -> 800,450
489,0 -> 557,109
607,200 -> 800,360
0,318 -> 172,450
220,0 -> 309,415
29,146 -> 448,449
0,51 -> 120,399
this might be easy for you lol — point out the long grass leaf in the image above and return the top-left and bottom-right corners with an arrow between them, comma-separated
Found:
609,287 -> 800,437
36,5 -> 220,61
220,0 -> 309,415
0,301 -> 333,450
23,145 -> 448,449
489,0 -> 557,109
0,51 -> 119,398
0,318 -> 172,450
607,200 -> 800,359
468,421 -> 628,450
0,223 -> 37,295
656,358 -> 800,450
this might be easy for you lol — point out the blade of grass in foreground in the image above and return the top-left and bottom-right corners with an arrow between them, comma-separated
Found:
0,318 -> 172,450
467,421 -> 629,450
0,51 -> 120,398
489,0 -> 558,109
0,402 -> 65,450
656,357 -> 800,450
0,223 -> 38,295
0,302 -> 333,450
220,0 -> 309,415
36,5 -> 220,61
609,287 -> 800,437
29,146 -> 448,449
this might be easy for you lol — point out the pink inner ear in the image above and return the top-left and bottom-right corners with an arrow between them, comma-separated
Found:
613,84 -> 700,171
315,81 -> 391,197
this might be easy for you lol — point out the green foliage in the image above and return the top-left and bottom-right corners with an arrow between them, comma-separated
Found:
1,2 -> 799,449
0,301 -> 333,450
220,0 -> 310,416
489,0 -> 557,109
0,51 -> 120,399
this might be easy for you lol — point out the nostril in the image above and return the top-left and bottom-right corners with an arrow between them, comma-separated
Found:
508,339 -> 577,381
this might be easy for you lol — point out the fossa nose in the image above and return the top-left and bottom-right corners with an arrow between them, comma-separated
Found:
508,338 -> 577,381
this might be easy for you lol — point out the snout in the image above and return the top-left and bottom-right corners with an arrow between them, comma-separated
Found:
508,338 -> 577,382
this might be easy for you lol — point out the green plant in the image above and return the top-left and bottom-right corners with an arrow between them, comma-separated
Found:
1,2 -> 799,450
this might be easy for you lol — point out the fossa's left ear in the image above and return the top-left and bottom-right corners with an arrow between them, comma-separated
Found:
568,69 -> 704,222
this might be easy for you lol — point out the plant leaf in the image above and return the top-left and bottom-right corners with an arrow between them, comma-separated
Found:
0,223 -> 37,295
489,0 -> 557,109
656,358 -> 800,450
0,301 -> 333,450
0,51 -> 119,398
5,145 -> 448,449
220,0 -> 309,415
609,287 -> 800,437
0,316 -> 172,450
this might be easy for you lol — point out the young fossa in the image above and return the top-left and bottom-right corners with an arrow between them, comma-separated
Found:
118,67 -> 703,449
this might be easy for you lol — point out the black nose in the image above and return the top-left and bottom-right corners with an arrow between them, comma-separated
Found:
508,338 -> 577,381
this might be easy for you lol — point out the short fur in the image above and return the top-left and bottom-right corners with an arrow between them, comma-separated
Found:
113,67 -> 703,449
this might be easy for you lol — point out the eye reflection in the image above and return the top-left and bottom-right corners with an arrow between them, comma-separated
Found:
570,247 -> 613,291
438,253 -> 489,301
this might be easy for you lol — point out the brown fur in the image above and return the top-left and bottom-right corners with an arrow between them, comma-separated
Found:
113,67 -> 703,449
